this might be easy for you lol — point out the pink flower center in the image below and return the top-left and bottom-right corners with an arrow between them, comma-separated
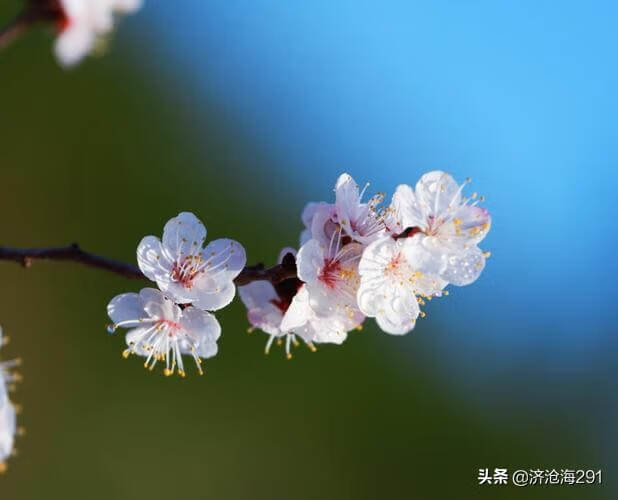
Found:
319,258 -> 341,289
157,320 -> 182,336
171,255 -> 203,288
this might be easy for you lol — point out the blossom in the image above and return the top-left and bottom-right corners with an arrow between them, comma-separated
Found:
107,288 -> 221,376
54,0 -> 143,67
387,171 -> 491,286
333,173 -> 387,244
300,173 -> 386,247
0,328 -> 20,404
296,235 -> 364,323
0,328 -> 19,473
280,285 -> 361,347
137,212 -> 246,311
0,395 -> 16,474
357,236 -> 446,335
239,249 -> 359,358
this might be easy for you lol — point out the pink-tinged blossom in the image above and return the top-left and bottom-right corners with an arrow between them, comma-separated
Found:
357,236 -> 446,335
296,236 -> 364,325
300,173 -> 386,247
239,248 -> 360,358
387,171 -> 491,286
137,212 -> 246,312
333,173 -> 387,245
107,288 -> 221,376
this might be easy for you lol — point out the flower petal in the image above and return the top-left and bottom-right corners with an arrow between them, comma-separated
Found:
0,395 -> 16,462
107,293 -> 143,324
180,307 -> 221,359
387,184 -> 425,233
280,285 -> 312,332
296,239 -> 324,284
162,212 -> 207,261
415,171 -> 461,217
200,238 -> 246,284
139,288 -> 180,321
191,280 -> 236,312
136,235 -> 174,284
442,246 -> 486,286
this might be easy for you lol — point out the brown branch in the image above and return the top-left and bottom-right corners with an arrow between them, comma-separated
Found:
0,244 -> 297,286
0,8 -> 40,51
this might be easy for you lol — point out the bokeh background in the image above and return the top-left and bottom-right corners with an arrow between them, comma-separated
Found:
1,1 -> 616,499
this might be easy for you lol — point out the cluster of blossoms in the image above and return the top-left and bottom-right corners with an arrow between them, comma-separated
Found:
108,171 -> 490,372
240,171 -> 491,357
0,328 -> 21,473
107,212 -> 246,377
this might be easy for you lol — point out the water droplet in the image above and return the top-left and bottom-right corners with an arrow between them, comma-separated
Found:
106,323 -> 117,334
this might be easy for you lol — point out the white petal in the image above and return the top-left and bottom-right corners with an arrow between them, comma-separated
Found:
200,238 -> 246,284
296,239 -> 324,285
387,184 -> 425,233
402,237 -> 443,276
139,288 -> 179,321
0,395 -> 16,462
307,315 -> 349,345
136,235 -> 174,284
442,246 -> 486,286
191,280 -> 236,312
107,292 -> 143,324
162,212 -> 207,261
334,173 -> 360,217
239,281 -> 277,310
54,26 -> 95,68
180,307 -> 221,358
358,236 -> 399,278
280,286 -> 312,332
124,326 -> 155,356
415,171 -> 461,217
309,203 -> 337,247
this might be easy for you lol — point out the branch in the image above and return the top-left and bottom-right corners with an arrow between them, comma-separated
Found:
0,8 -> 42,51
0,244 -> 297,286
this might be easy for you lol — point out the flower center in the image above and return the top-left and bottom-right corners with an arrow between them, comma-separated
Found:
171,255 -> 203,288
319,258 -> 341,289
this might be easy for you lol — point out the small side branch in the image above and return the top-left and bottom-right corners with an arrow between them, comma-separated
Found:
0,244 -> 297,285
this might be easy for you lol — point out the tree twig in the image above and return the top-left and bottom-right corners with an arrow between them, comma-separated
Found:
0,8 -> 40,51
0,244 -> 297,286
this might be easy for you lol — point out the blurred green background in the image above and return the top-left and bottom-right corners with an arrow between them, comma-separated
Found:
0,1 -> 613,499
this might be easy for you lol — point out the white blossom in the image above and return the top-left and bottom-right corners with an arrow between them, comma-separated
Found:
0,328 -> 19,473
387,171 -> 491,286
296,235 -> 364,323
54,0 -> 143,67
0,395 -> 16,473
239,248 -> 361,358
357,236 -> 446,335
280,285 -> 361,347
137,212 -> 246,311
333,173 -> 387,245
300,173 -> 386,247
107,288 -> 221,376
